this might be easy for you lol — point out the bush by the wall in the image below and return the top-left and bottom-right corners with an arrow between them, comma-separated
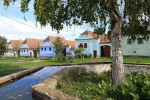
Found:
99,71 -> 150,100
57,70 -> 150,100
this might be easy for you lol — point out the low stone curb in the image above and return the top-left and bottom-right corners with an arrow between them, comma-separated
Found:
43,61 -> 150,67
32,64 -> 111,100
0,66 -> 43,86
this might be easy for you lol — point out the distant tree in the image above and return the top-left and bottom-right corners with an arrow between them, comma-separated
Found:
37,42 -> 40,58
74,48 -> 84,58
53,37 -> 64,55
53,37 -> 65,61
0,36 -> 8,55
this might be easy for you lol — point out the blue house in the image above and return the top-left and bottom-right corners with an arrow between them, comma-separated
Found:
40,36 -> 75,57
75,30 -> 112,57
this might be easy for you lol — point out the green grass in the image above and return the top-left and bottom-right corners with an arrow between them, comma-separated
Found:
0,68 -> 26,77
0,57 -> 107,77
0,57 -> 150,77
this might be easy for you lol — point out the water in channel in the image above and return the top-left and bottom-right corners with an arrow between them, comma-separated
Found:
0,66 -> 73,100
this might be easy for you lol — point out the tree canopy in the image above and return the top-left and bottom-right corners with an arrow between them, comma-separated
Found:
0,36 -> 8,55
3,0 -> 150,40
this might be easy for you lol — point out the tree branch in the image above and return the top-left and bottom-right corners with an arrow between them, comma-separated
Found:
99,1 -> 121,21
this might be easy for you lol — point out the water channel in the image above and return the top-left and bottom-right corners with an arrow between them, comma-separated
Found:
0,66 -> 74,100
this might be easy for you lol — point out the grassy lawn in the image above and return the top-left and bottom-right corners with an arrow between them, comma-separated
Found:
0,57 -> 108,77
0,57 -> 150,77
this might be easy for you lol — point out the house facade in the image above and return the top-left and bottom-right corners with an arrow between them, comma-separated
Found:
40,36 -> 75,57
75,30 -> 112,57
20,38 -> 43,58
4,40 -> 24,57
121,36 -> 150,57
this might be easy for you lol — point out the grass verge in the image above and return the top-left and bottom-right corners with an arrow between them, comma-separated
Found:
1,57 -> 150,77
0,57 -> 108,77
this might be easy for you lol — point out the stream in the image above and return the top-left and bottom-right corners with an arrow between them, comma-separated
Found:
0,66 -> 73,100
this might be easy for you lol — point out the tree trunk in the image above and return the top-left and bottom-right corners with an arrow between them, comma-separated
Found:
111,19 -> 125,85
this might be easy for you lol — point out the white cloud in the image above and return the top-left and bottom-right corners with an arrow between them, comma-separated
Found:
0,15 -> 94,42
0,0 -> 94,41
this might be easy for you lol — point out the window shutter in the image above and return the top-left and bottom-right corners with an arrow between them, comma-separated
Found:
84,43 -> 87,48
78,45 -> 80,48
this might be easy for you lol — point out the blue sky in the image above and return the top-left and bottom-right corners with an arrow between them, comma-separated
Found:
0,0 -> 94,42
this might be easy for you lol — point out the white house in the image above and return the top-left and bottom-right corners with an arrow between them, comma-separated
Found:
4,40 -> 24,57
75,30 -> 112,57
121,36 -> 150,57
20,38 -> 43,58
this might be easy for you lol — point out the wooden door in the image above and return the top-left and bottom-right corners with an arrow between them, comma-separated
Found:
101,46 -> 110,57
105,46 -> 110,57
94,50 -> 97,58
101,46 -> 104,57
34,51 -> 37,58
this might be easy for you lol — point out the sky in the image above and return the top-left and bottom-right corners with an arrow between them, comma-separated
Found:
0,0 -> 94,42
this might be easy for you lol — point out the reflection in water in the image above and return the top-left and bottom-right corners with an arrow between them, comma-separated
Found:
0,66 -> 73,100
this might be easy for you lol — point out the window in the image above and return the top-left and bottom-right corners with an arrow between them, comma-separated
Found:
138,38 -> 143,44
45,47 -> 46,51
84,43 -> 87,48
24,50 -> 25,52
127,39 -> 132,45
41,47 -> 43,51
27,49 -> 28,52
78,43 -> 83,48
49,47 -> 51,51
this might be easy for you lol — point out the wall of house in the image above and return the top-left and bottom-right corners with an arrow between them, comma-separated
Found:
76,34 -> 100,57
20,49 -> 33,57
121,37 -> 150,56
40,41 -> 55,57
4,50 -> 17,57
66,46 -> 75,57
77,34 -> 93,39
20,44 -> 34,57
4,44 -> 17,57
40,46 -> 55,57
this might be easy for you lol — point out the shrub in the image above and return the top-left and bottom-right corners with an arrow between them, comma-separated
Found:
74,48 -> 84,58
88,53 -> 92,58
55,53 -> 66,61
99,71 -> 150,100
57,70 -> 150,100
84,54 -> 88,58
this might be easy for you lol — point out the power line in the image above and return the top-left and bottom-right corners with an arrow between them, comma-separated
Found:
0,16 -> 29,38
0,13 -> 52,34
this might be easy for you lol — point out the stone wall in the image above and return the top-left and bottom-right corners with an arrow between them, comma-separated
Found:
124,64 -> 150,75
32,64 -> 111,100
32,64 -> 150,100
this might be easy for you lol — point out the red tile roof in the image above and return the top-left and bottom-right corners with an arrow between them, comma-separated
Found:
44,36 -> 75,49
44,36 -> 66,44
65,40 -> 76,49
80,30 -> 110,44
23,38 -> 43,50
9,40 -> 24,51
